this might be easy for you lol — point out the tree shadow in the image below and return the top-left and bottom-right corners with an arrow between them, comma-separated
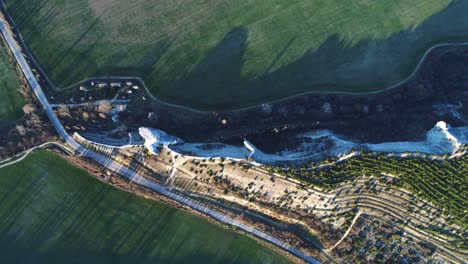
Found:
0,241 -> 278,264
156,0 -> 468,109
0,152 -> 289,264
163,27 -> 248,106
100,35 -> 178,80
6,0 -> 468,110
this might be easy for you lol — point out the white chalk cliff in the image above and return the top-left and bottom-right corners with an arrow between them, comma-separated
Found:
139,121 -> 467,163
367,121 -> 463,155
139,127 -> 181,154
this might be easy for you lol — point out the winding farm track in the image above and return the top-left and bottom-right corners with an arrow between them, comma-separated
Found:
2,3 -> 468,262
0,141 -> 72,168
324,212 -> 363,253
1,0 -> 468,116
0,12 -> 321,264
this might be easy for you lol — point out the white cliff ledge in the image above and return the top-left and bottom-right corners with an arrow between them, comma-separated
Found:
138,121 -> 467,164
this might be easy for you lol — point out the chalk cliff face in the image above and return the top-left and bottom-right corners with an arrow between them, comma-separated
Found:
364,121 -> 466,155
448,125 -> 468,144
425,121 -> 461,153
138,121 -> 467,164
139,127 -> 181,154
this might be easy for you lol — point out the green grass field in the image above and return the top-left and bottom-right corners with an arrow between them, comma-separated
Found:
0,150 -> 291,264
5,0 -> 468,109
0,44 -> 24,121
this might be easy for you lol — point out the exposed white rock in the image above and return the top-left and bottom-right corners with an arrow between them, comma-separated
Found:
138,121 -> 467,164
427,121 -> 461,151
368,121 -> 458,154
367,121 -> 462,155
243,140 -> 257,158
139,127 -> 181,154
172,143 -> 250,160
449,125 -> 468,144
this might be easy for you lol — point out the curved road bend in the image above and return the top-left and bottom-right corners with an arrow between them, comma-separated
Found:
0,19 -> 321,264
0,142 -> 73,168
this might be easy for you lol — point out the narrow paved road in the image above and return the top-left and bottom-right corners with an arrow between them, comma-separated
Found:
0,16 -> 320,264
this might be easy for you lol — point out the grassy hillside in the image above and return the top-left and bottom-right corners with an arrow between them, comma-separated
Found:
5,0 -> 468,109
0,150 -> 291,264
0,44 -> 24,121
277,153 -> 468,227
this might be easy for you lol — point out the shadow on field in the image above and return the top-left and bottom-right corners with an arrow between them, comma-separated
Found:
0,241 -> 246,264
166,27 -> 248,106
0,153 -> 286,264
5,0 -> 468,110
154,0 -> 468,109
157,1 -> 468,110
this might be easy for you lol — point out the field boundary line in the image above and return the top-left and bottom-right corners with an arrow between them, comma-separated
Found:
0,141 -> 72,168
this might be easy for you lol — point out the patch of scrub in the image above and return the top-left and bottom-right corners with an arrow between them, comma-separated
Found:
433,102 -> 466,122
110,104 -> 126,123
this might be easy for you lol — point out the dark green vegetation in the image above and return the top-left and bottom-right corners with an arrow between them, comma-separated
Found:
338,216 -> 437,264
0,150 -> 291,264
5,0 -> 468,109
0,43 -> 24,121
275,153 -> 467,227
